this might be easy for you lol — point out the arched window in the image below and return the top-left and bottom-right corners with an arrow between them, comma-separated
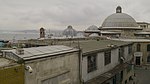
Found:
137,44 -> 141,52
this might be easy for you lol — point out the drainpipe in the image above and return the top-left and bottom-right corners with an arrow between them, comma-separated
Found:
78,48 -> 84,84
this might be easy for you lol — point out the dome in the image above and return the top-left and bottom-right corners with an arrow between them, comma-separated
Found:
102,13 -> 138,27
102,6 -> 140,30
86,25 -> 99,30
63,25 -> 77,37
89,33 -> 99,37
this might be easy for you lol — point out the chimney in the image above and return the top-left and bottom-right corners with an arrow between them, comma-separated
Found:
16,48 -> 24,55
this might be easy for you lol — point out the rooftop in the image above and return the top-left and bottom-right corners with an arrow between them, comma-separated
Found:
112,38 -> 150,42
137,22 -> 150,24
70,40 -> 132,54
0,57 -> 14,68
101,6 -> 140,30
135,32 -> 150,35
3,45 -> 78,61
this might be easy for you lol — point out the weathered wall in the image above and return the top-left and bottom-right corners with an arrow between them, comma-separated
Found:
121,65 -> 134,84
133,42 -> 150,65
82,45 -> 134,83
24,52 -> 80,84
82,48 -> 119,82
0,64 -> 24,84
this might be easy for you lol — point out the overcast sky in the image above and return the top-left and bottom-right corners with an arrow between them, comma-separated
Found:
0,0 -> 150,30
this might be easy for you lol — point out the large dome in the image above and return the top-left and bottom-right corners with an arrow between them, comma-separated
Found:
101,6 -> 140,30
102,13 -> 138,27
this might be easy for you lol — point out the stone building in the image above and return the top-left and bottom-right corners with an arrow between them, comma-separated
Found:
85,5 -> 149,38
113,38 -> 150,66
2,45 -> 80,84
83,6 -> 150,66
101,6 -> 142,37
70,40 -> 135,84
137,22 -> 150,30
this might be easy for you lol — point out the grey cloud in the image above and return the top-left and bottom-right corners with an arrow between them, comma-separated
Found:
0,0 -> 150,30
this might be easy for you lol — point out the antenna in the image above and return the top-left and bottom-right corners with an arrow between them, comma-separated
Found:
77,38 -> 80,49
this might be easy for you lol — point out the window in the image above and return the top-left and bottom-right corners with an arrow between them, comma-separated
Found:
118,48 -> 121,62
104,51 -> 111,65
120,71 -> 123,81
87,54 -> 97,73
147,56 -> 150,63
120,47 -> 124,57
147,53 -> 150,63
0,51 -> 2,56
125,80 -> 127,84
128,45 -> 132,54
137,44 -> 141,52
118,48 -> 124,63
147,44 -> 150,51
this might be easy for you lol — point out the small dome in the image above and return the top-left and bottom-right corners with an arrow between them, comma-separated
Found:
63,25 -> 77,37
86,25 -> 99,30
89,33 -> 99,37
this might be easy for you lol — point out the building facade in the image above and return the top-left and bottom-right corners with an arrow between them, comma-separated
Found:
113,39 -> 150,66
133,41 -> 150,65
69,40 -> 135,84
2,45 -> 80,84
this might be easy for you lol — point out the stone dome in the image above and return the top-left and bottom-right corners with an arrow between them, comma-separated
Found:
102,13 -> 138,27
102,6 -> 139,30
86,25 -> 99,30
63,25 -> 77,37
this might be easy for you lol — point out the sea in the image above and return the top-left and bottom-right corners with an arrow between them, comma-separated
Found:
0,32 -> 39,41
0,30 -> 63,42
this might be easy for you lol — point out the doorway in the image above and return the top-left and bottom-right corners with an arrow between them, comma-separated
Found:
136,57 -> 141,65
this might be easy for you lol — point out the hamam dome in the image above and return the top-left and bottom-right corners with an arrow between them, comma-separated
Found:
102,6 -> 141,30
86,25 -> 98,30
63,25 -> 77,37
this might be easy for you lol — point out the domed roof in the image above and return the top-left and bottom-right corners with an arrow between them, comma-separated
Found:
63,25 -> 77,37
86,25 -> 99,30
102,6 -> 139,30
102,13 -> 138,27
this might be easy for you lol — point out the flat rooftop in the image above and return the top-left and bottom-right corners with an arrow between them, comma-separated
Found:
2,45 -> 78,61
112,38 -> 150,42
70,40 -> 132,54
